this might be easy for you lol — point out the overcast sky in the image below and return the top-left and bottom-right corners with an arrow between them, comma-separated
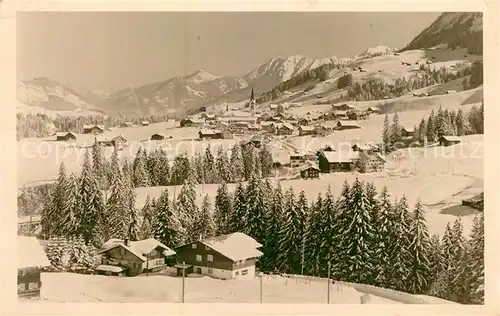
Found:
17,12 -> 441,94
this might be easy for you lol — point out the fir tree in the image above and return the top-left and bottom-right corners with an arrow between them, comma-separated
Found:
242,144 -> 255,180
407,199 -> 431,294
228,182 -> 247,233
193,152 -> 206,184
426,110 -> 437,142
133,148 -> 151,187
427,234 -> 445,293
76,149 -> 106,246
319,187 -> 339,277
303,193 -> 323,276
390,112 -> 403,148
261,183 -> 284,272
170,153 -> 191,185
337,178 -> 375,283
200,194 -> 215,238
105,169 -> 129,240
467,214 -> 484,304
229,144 -> 245,182
382,114 -> 391,149
204,145 -> 216,183
153,188 -> 183,247
156,149 -> 170,186
373,186 -> 394,287
418,118 -> 427,146
216,145 -> 232,183
60,173 -> 80,238
455,108 -> 467,136
139,195 -> 154,239
176,171 -> 199,242
109,146 -> 121,184
214,181 -> 233,235
277,188 -> 303,273
259,145 -> 273,178
92,138 -> 109,190
244,174 -> 266,244
252,147 -> 262,178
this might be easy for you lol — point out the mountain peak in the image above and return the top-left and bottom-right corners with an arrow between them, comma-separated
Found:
186,69 -> 220,83
356,45 -> 396,58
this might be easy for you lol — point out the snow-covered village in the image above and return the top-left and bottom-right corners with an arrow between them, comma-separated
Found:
14,12 -> 484,305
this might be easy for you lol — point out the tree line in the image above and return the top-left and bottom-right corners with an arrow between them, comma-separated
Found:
382,102 -> 484,151
16,112 -> 174,140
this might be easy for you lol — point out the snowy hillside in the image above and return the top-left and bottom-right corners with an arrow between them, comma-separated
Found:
355,45 -> 396,59
17,78 -> 104,116
403,12 -> 482,53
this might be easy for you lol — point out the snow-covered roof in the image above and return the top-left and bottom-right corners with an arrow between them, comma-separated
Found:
271,149 -> 291,165
277,123 -> 294,130
56,132 -> 76,137
18,236 -> 51,269
199,129 -> 221,135
299,126 -> 315,131
337,121 -> 361,128
439,135 -> 461,142
99,238 -> 176,261
218,116 -> 257,122
321,150 -> 359,163
300,163 -> 320,172
96,264 -> 126,273
83,124 -> 104,130
333,110 -> 348,115
200,232 -> 263,262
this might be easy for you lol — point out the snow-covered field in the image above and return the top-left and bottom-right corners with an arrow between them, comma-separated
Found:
25,272 -> 404,304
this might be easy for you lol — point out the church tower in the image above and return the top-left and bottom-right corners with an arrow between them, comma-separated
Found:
248,87 -> 256,117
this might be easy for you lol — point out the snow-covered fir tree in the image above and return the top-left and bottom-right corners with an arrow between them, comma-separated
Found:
157,149 -> 170,186
204,145 -> 216,184
92,138 -> 109,190
60,173 -> 80,238
133,147 -> 151,187
455,108 -> 467,136
216,145 -> 232,183
467,214 -> 484,304
383,114 -> 391,149
337,178 -> 375,283
407,199 -> 432,294
426,109 -> 437,142
390,112 -> 403,147
193,152 -> 206,184
76,149 -> 105,246
176,171 -> 199,242
139,195 -> 155,239
261,182 -> 284,272
243,173 -> 267,244
277,188 -> 302,273
105,168 -> 130,240
319,187 -> 339,277
229,144 -> 245,182
259,145 -> 273,178
228,182 -> 247,233
303,192 -> 323,276
242,144 -> 255,181
214,181 -> 232,235
200,194 -> 215,238
170,153 -> 191,185
153,188 -> 184,247
418,118 -> 427,146
373,186 -> 394,286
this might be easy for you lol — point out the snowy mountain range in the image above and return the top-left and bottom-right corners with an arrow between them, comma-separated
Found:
355,45 -> 397,59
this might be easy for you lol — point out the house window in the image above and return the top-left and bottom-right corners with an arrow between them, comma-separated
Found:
18,283 -> 26,291
207,254 -> 214,262
28,282 -> 39,290
208,268 -> 213,274
196,255 -> 202,262
241,269 -> 248,275
192,243 -> 197,249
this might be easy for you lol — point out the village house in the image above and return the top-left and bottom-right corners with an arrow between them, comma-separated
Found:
316,144 -> 335,156
332,103 -> 355,111
141,121 -> 150,126
199,129 -> 222,140
298,118 -> 311,126
298,125 -> 317,136
83,124 -> 104,135
357,151 -> 387,173
318,150 -> 359,173
200,113 -> 217,120
401,126 -> 415,138
438,135 -> 461,147
300,164 -> 320,179
97,238 -> 176,277
336,121 -> 361,130
55,132 -> 77,141
332,110 -> 349,120
367,106 -> 381,114
180,118 -> 205,128
351,142 -> 380,153
276,123 -> 294,136
260,121 -> 275,132
96,135 -> 127,148
18,236 -> 51,299
249,135 -> 265,148
120,122 -> 134,128
290,152 -> 306,168
217,116 -> 258,126
248,124 -> 262,132
151,133 -> 166,140
174,232 -> 263,280
271,149 -> 291,168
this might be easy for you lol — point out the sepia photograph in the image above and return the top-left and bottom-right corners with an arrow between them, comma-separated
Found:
11,10 -> 487,306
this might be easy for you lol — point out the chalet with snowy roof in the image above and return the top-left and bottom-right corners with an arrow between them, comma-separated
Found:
174,232 -> 263,280
336,121 -> 361,130
298,118 -> 311,126
318,150 -> 359,173
298,125 -> 317,136
18,236 -> 51,299
151,133 -> 166,140
180,118 -> 205,128
120,122 -> 134,128
276,123 -> 294,136
97,238 -> 176,277
332,110 -> 349,119
83,124 -> 104,135
141,121 -> 150,126
316,144 -> 335,156
438,135 -> 461,147
351,142 -> 380,153
260,121 -> 276,132
367,106 -> 381,114
332,103 -> 355,111
357,151 -> 386,173
56,132 -> 77,141
199,129 -> 222,140
96,135 -> 127,148
290,152 -> 306,168
300,164 -> 320,179
401,126 -> 415,138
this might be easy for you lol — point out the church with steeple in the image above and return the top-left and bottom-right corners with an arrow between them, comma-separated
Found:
247,87 -> 256,116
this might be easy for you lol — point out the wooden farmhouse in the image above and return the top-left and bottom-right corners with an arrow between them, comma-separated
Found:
120,122 -> 134,128
276,123 -> 295,136
141,121 -> 150,126
401,126 -> 415,138
180,118 -> 205,128
174,232 -> 263,280
18,236 -> 51,299
300,165 -> 320,179
438,135 -> 461,147
318,150 -> 359,173
367,106 -> 381,114
97,238 -> 176,277
83,124 -> 104,135
298,125 -> 317,136
336,121 -> 361,130
332,103 -> 355,111
332,110 -> 349,120
151,133 -> 166,140
56,132 -> 77,141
